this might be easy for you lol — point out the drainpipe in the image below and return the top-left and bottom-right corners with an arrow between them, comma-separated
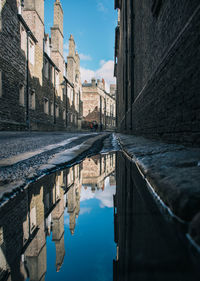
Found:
66,84 -> 68,128
104,98 -> 106,130
100,96 -> 102,126
26,31 -> 30,130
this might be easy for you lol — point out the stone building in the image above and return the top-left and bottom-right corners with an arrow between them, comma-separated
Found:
114,0 -> 200,145
82,153 -> 116,191
82,79 -> 116,130
0,0 -> 82,131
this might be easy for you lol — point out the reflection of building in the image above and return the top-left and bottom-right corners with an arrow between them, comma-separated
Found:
0,152 -> 116,279
114,152 -> 198,281
0,169 -> 69,280
52,172 -> 66,272
24,184 -> 47,281
82,153 -> 116,192
0,0 -> 82,131
67,164 -> 82,235
82,79 -> 116,130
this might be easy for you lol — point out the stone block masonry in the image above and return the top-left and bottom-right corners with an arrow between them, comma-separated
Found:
0,0 -> 83,131
0,0 -> 26,130
115,0 -> 200,145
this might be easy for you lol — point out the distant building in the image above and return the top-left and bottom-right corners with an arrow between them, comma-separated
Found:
0,0 -> 82,131
82,78 -> 116,130
114,0 -> 200,145
82,153 -> 116,191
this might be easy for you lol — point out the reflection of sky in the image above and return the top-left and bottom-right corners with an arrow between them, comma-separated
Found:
80,176 -> 116,208
46,174 -> 116,281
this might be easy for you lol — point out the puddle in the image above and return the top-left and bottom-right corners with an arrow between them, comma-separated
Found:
0,153 -> 116,281
114,152 -> 200,281
0,150 -> 200,281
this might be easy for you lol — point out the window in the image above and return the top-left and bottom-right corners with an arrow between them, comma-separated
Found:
30,207 -> 36,232
63,109 -> 66,120
49,65 -> 53,82
29,90 -> 35,110
17,0 -> 22,14
20,24 -> 26,55
44,98 -> 49,114
44,59 -> 49,79
50,102 -> 54,116
19,84 -> 25,106
55,104 -> 59,117
29,39 -> 35,65
55,71 -> 59,90
62,87 -> 65,101
0,70 -> 2,97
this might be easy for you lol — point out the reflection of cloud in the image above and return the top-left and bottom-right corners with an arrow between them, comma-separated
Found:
64,216 -> 69,226
80,188 -> 95,202
95,177 -> 116,208
80,207 -> 92,215
80,177 -> 116,208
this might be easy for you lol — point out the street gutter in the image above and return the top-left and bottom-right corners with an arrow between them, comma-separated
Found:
0,133 -> 109,206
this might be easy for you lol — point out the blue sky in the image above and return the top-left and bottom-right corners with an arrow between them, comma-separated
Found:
44,0 -> 117,87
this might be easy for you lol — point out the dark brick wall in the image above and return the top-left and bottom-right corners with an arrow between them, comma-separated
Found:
116,0 -> 200,145
0,2 -> 77,131
0,1 -> 26,130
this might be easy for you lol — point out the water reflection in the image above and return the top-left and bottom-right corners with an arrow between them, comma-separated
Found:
0,153 -> 116,281
114,152 -> 199,281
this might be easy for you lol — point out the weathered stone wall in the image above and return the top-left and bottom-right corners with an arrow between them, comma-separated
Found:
0,0 -> 80,131
0,1 -> 26,130
116,0 -> 200,145
82,82 -> 116,130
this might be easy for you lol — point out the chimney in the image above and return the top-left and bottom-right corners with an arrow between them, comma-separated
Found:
91,78 -> 96,87
102,78 -> 105,90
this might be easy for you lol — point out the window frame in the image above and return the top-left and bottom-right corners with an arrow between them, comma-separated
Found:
44,97 -> 49,115
19,83 -> 25,106
29,89 -> 36,110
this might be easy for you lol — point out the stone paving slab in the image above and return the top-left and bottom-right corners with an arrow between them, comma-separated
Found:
0,131 -> 89,159
116,133 -> 200,222
0,136 -> 83,167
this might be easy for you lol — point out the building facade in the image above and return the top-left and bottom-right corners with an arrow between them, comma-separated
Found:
114,0 -> 200,145
0,0 -> 82,131
82,78 -> 116,130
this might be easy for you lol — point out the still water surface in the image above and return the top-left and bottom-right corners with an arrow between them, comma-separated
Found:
0,153 -> 116,281
1,151 -> 200,281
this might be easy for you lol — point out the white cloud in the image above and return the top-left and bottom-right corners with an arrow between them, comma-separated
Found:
64,41 -> 69,51
63,51 -> 68,59
97,2 -> 107,13
79,53 -> 92,61
100,59 -> 106,66
80,60 -> 116,92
